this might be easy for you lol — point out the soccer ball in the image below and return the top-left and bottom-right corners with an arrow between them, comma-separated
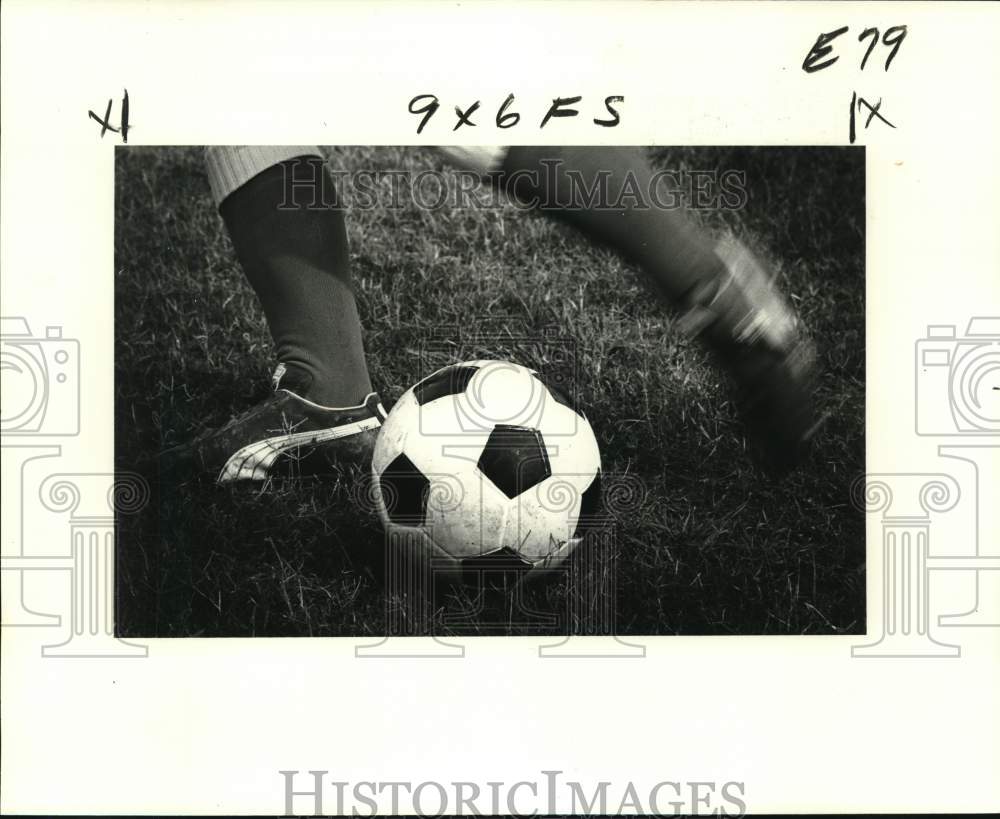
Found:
372,360 -> 602,578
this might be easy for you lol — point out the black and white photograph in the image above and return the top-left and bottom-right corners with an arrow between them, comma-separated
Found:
5,3 -> 998,816
115,145 -> 865,637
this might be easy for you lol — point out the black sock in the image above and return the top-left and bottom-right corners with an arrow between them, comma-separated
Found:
219,157 -> 372,407
500,146 -> 729,307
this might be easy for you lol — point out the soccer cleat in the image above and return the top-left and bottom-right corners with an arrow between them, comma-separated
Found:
677,234 -> 822,472
160,365 -> 386,483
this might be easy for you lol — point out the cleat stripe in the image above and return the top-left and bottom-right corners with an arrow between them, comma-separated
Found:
218,416 -> 380,482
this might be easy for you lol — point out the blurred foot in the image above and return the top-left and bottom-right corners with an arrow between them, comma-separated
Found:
678,235 -> 822,473
160,364 -> 386,483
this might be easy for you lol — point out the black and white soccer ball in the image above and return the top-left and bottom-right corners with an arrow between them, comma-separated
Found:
372,360 -> 601,577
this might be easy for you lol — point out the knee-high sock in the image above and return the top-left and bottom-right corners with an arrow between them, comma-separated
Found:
500,146 -> 729,306
209,149 -> 372,407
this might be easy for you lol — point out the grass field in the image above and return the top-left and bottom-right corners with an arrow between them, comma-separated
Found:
115,145 -> 865,637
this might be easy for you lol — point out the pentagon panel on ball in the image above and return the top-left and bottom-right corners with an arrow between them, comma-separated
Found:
372,360 -> 602,579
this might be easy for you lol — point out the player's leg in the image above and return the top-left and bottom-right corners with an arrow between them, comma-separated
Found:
209,147 -> 372,406
506,146 -> 818,470
437,146 -> 819,470
438,146 -> 725,301
163,147 -> 384,482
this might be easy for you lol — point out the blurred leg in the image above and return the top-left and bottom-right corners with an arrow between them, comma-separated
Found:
438,145 -> 819,470
502,146 -> 727,304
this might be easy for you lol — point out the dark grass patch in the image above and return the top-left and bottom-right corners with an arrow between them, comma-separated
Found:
115,146 -> 864,637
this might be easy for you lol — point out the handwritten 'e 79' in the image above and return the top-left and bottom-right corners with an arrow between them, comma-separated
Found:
801,25 -> 907,144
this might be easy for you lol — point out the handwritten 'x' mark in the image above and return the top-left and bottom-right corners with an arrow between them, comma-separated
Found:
88,89 -> 129,143
849,92 -> 895,144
